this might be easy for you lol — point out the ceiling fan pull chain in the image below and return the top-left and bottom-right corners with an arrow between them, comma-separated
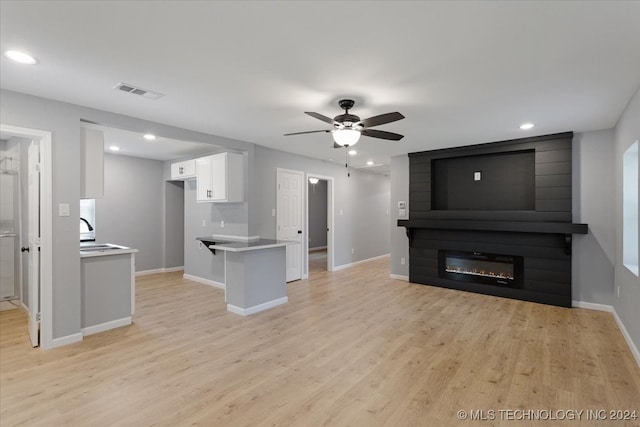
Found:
346,147 -> 350,177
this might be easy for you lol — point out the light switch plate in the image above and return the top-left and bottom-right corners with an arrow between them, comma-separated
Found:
474,171 -> 482,181
398,201 -> 406,209
58,203 -> 70,217
271,208 -> 276,217
399,208 -> 406,217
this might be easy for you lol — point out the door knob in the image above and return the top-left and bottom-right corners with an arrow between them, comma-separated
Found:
297,230 -> 302,234
21,247 -> 29,252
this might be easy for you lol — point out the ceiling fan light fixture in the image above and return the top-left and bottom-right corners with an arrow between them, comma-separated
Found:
333,129 -> 360,147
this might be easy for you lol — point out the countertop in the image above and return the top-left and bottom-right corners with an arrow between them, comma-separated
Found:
196,236 -> 293,253
80,243 -> 139,258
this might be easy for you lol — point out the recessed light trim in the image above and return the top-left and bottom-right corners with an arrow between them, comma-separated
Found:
4,50 -> 38,65
519,123 -> 535,130
366,160 -> 374,166
108,145 -> 120,152
143,134 -> 156,140
348,150 -> 357,156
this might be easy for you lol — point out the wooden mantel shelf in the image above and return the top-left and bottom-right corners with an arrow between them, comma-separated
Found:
397,219 -> 588,235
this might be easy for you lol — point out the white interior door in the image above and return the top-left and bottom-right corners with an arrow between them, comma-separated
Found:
277,169 -> 303,282
27,141 -> 40,347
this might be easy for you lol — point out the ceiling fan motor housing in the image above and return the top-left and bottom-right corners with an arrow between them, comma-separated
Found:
334,113 -> 361,128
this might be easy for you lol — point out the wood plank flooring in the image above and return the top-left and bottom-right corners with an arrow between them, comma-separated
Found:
1,257 -> 639,426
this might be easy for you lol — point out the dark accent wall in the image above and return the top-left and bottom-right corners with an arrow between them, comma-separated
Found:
403,132 -> 579,307
410,132 -> 573,222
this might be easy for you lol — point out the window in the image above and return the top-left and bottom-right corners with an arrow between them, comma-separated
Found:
80,199 -> 96,242
623,140 -> 638,276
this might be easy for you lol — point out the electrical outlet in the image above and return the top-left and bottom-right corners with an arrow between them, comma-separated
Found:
617,286 -> 620,298
272,208 -> 276,217
401,257 -> 406,265
202,219 -> 206,227
220,220 -> 225,228
351,248 -> 354,254
340,209 -> 343,216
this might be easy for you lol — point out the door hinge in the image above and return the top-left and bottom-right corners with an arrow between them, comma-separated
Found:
35,163 -> 41,172
36,312 -> 41,322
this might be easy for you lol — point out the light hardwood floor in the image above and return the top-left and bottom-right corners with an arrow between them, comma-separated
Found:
1,258 -> 639,426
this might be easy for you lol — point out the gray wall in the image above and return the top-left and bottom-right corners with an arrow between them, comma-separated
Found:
613,87 -> 640,357
390,154 -> 410,277
164,181 -> 184,269
308,179 -> 327,249
183,178 -> 248,284
253,145 -> 390,274
572,130 -> 616,304
0,89 -> 252,340
95,154 -> 164,272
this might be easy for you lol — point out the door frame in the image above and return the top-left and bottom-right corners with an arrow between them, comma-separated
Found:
304,173 -> 335,274
276,168 -> 304,281
0,124 -> 53,349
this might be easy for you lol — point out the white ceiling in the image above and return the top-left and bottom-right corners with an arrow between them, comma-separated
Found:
81,123 -> 219,161
1,1 -> 639,170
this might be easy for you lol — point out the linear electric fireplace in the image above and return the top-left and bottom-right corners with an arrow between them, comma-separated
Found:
438,250 -> 523,287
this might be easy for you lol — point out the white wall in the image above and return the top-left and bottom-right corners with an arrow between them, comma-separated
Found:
390,154 -> 410,278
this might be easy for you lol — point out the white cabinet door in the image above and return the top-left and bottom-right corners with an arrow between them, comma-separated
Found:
195,152 -> 244,203
196,156 -> 214,202
80,127 -> 104,199
170,159 -> 196,180
210,153 -> 227,201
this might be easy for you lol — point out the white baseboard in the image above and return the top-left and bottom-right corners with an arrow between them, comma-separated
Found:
389,274 -> 409,281
136,266 -> 184,276
572,300 -> 613,312
573,300 -> 639,367
82,317 -> 132,337
333,253 -> 390,272
309,246 -> 327,252
50,332 -> 83,348
612,309 -> 640,367
227,296 -> 288,316
183,273 -> 225,289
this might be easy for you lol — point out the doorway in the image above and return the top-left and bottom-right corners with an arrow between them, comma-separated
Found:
0,124 -> 52,349
306,173 -> 334,275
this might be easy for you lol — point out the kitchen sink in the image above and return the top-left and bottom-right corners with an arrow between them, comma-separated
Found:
80,244 -> 127,252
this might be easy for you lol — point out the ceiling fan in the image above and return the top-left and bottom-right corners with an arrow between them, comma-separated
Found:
284,99 -> 405,148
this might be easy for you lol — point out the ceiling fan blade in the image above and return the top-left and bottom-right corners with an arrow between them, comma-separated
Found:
305,112 -> 337,125
283,130 -> 330,136
361,128 -> 404,141
357,112 -> 405,128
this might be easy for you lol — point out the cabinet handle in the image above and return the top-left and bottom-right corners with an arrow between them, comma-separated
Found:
179,166 -> 184,174
207,189 -> 212,198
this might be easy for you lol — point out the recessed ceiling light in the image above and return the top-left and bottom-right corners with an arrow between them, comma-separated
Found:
109,145 -> 120,152
348,150 -> 357,156
519,123 -> 535,130
143,134 -> 156,140
366,160 -> 374,166
3,50 -> 38,65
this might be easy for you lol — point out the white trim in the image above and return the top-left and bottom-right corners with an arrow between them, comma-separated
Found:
612,309 -> 640,367
389,274 -> 409,281
571,300 -> 613,312
1,124 -> 53,350
572,300 -> 640,367
333,253 -> 390,271
50,333 -> 83,348
131,254 -> 136,316
82,317 -> 132,337
302,273 -> 309,279
183,273 -> 225,289
135,266 -> 184,276
227,296 -> 288,316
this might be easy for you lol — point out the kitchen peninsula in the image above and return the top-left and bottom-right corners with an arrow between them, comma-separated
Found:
196,236 -> 290,315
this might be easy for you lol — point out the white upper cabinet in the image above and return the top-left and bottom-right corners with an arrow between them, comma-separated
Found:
195,152 -> 244,203
80,127 -> 104,199
170,159 -> 196,180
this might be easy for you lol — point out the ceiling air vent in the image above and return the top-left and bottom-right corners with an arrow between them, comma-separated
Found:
113,82 -> 164,100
